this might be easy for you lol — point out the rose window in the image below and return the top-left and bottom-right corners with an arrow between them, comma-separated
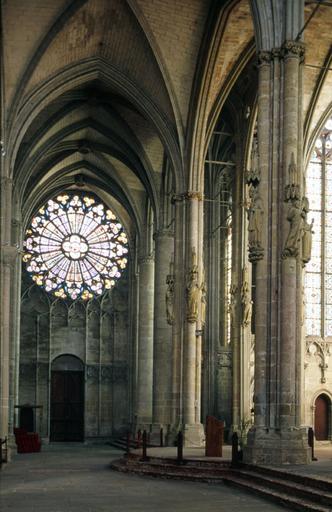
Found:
23,193 -> 129,300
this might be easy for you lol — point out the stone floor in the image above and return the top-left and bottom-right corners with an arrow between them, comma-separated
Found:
0,443 -> 290,512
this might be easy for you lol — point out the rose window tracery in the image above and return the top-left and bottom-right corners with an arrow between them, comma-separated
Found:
23,193 -> 128,300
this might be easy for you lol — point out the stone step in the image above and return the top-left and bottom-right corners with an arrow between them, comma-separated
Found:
110,457 -> 332,511
229,469 -> 332,508
238,463 -> 332,493
223,475 -> 331,512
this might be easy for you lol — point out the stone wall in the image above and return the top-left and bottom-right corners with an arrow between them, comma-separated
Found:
19,273 -> 130,441
304,337 -> 332,433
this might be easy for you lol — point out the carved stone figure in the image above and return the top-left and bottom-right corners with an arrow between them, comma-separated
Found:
186,249 -> 200,323
228,284 -> 237,326
301,197 -> 314,265
166,274 -> 174,325
201,272 -> 207,326
247,186 -> 264,261
241,266 -> 252,327
282,198 -> 303,258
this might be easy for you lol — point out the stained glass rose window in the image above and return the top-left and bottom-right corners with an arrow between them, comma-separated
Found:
23,193 -> 128,300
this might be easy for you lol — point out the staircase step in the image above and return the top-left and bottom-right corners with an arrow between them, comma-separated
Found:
238,463 -> 332,493
110,457 -> 332,511
233,468 -> 332,506
223,475 -> 331,512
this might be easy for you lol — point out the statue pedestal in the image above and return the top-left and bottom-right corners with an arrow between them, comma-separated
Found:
244,427 -> 311,465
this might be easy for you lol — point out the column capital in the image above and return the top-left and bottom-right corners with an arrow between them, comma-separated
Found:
281,40 -> 305,61
171,191 -> 203,203
257,50 -> 273,66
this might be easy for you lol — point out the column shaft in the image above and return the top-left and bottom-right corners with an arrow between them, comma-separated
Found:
153,232 -> 174,425
136,257 -> 154,424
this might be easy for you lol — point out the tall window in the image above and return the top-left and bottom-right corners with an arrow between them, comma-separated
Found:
305,117 -> 332,337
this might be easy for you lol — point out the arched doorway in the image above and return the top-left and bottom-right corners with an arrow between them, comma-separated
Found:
50,355 -> 84,442
314,394 -> 330,441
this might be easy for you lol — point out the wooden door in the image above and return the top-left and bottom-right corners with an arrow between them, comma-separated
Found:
50,371 -> 84,442
315,394 -> 329,441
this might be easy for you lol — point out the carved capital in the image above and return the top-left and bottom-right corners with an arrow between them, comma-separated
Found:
171,191 -> 203,203
282,41 -> 305,61
257,50 -> 272,66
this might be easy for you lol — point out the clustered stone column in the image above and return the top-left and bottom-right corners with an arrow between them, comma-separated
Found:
0,177 -> 18,441
244,39 -> 311,464
182,192 -> 205,445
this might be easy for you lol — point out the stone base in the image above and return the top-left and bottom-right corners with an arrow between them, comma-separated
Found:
147,423 -> 169,445
243,427 -> 311,465
183,423 -> 205,447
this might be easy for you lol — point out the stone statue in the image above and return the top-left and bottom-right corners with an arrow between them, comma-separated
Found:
241,266 -> 252,327
201,271 -> 207,326
186,249 -> 200,323
282,198 -> 303,258
228,283 -> 237,326
166,274 -> 174,325
301,197 -> 314,265
247,186 -> 264,261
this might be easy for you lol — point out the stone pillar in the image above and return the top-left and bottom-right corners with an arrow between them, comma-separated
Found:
0,177 -> 16,439
152,230 -> 174,427
244,41 -> 310,464
183,193 -> 204,446
231,155 -> 244,434
170,198 -> 184,428
135,255 -> 154,426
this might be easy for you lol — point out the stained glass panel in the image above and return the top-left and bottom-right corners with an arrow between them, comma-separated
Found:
305,116 -> 332,338
23,193 -> 128,300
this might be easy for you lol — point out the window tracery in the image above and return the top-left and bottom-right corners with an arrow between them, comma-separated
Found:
23,193 -> 128,300
305,117 -> 332,336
